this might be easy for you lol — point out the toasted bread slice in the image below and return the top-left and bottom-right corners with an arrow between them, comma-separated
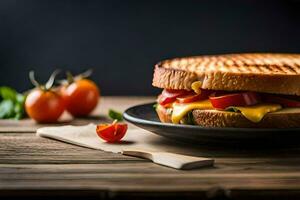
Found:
156,106 -> 300,128
192,108 -> 300,128
153,53 -> 300,96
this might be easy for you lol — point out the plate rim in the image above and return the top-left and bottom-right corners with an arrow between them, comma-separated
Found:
123,102 -> 300,132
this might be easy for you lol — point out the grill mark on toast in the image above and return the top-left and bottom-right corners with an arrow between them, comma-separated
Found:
267,64 -> 282,73
160,53 -> 300,75
282,64 -> 298,74
153,53 -> 300,95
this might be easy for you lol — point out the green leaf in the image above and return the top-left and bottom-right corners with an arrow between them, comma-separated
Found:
16,93 -> 26,104
0,86 -> 17,101
14,112 -> 23,120
153,103 -> 158,110
0,99 -> 15,118
108,109 -> 123,121
180,111 -> 195,125
226,106 -> 241,113
166,108 -> 173,115
186,111 -> 195,125
0,86 -> 26,120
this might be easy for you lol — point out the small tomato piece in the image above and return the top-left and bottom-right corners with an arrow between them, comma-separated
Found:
96,122 -> 128,143
25,89 -> 65,123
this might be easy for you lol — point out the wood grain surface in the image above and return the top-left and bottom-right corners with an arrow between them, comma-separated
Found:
1,96 -> 300,199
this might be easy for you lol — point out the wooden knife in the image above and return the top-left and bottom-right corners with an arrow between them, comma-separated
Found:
122,148 -> 214,170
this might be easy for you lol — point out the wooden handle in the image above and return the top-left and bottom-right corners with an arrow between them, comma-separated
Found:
122,149 -> 214,170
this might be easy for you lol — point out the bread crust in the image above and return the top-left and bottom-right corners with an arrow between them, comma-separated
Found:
152,53 -> 300,96
192,109 -> 300,128
156,104 -> 172,123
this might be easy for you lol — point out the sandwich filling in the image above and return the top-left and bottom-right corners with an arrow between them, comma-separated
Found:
156,81 -> 300,124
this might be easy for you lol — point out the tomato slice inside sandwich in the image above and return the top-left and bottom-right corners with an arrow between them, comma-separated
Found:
262,94 -> 300,107
157,89 -> 192,105
176,90 -> 212,103
209,92 -> 260,110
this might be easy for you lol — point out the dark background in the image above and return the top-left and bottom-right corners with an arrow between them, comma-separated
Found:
1,0 -> 300,95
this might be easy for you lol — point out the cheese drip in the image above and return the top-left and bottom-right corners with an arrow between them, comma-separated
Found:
230,104 -> 282,123
171,100 -> 213,124
171,101 -> 282,124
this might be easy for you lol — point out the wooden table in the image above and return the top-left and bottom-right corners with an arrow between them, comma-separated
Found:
1,96 -> 300,200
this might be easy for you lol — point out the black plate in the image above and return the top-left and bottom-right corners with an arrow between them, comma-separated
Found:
123,102 -> 300,147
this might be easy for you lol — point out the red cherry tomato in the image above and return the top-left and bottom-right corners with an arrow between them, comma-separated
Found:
209,92 -> 260,109
96,121 -> 128,143
61,79 -> 100,117
25,89 -> 65,123
177,90 -> 212,103
157,89 -> 192,105
262,94 -> 300,107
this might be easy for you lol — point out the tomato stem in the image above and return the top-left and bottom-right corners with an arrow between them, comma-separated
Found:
66,71 -> 74,84
79,69 -> 93,79
65,69 -> 92,85
29,71 -> 41,88
45,69 -> 61,90
29,70 -> 61,91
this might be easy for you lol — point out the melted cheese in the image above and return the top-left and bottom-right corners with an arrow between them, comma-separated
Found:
171,100 -> 213,124
191,81 -> 202,94
171,101 -> 282,124
231,104 -> 282,123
